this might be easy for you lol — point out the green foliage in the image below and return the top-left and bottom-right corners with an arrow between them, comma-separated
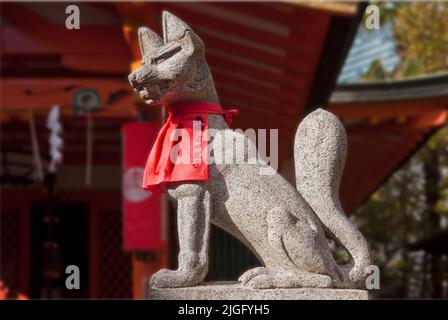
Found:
360,2 -> 448,80
393,3 -> 448,75
361,59 -> 390,81
353,126 -> 448,298
401,58 -> 425,78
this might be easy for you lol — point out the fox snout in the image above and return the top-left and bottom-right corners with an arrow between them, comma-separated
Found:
128,70 -> 139,87
128,67 -> 164,104
128,66 -> 152,88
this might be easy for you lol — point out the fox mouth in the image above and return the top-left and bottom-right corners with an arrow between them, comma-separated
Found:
138,87 -> 157,103
135,85 -> 159,104
136,81 -> 170,104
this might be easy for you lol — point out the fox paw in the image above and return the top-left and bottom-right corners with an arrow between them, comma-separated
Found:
150,269 -> 201,288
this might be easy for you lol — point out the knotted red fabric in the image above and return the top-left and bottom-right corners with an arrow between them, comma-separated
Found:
142,102 -> 238,191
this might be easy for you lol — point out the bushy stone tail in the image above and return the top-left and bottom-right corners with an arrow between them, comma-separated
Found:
294,108 -> 371,287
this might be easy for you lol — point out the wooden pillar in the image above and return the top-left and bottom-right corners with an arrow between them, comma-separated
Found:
132,252 -> 168,299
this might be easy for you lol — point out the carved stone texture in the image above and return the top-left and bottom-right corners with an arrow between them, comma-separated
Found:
128,11 -> 371,293
150,282 -> 369,300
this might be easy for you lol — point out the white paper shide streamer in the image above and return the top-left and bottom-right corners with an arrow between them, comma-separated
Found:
47,105 -> 64,173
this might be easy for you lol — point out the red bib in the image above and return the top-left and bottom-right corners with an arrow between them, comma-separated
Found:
142,102 -> 238,192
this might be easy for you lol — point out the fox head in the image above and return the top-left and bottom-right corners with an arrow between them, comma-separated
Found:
128,11 -> 217,106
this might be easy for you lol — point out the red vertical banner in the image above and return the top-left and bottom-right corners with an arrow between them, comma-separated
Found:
122,122 -> 164,251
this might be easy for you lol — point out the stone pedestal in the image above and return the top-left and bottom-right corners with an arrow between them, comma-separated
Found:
149,281 -> 370,300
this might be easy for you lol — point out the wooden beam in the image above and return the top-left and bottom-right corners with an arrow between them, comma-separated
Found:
0,78 -> 133,109
159,4 -> 319,55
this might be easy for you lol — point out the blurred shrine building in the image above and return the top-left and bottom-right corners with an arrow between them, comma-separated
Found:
1,2 -> 447,299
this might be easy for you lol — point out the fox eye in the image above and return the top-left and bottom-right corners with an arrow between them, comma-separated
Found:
152,46 -> 181,64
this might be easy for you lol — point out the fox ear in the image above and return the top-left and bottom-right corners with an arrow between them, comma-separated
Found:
162,11 -> 204,55
162,11 -> 191,43
138,27 -> 163,58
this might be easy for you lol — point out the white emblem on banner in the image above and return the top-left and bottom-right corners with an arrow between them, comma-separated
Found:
123,167 -> 152,202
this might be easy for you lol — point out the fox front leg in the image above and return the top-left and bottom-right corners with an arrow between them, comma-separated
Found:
150,183 -> 210,288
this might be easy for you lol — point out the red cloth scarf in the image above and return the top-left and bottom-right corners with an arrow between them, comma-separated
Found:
142,102 -> 238,191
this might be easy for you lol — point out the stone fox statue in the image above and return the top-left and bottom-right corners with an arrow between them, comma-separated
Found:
128,11 -> 371,289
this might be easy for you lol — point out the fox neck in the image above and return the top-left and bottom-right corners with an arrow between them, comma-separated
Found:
174,62 -> 219,106
169,62 -> 227,129
198,75 -> 219,105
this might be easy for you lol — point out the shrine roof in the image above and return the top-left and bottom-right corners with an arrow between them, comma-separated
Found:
1,2 -> 446,212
